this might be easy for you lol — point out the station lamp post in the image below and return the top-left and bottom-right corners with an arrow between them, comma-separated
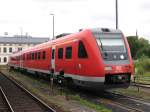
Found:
50,13 -> 55,40
116,0 -> 118,29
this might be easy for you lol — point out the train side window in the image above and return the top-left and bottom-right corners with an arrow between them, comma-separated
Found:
58,48 -> 63,59
42,51 -> 46,60
65,46 -> 72,59
78,41 -> 88,58
31,53 -> 34,60
38,52 -> 41,60
30,53 -> 32,60
27,54 -> 30,60
27,54 -> 28,60
23,54 -> 25,60
35,52 -> 37,60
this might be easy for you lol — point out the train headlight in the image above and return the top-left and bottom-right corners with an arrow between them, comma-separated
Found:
105,66 -> 112,71
120,54 -> 124,60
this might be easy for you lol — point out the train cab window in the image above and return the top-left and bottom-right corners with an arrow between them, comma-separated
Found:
58,48 -> 63,59
38,52 -> 41,60
78,41 -> 88,58
42,51 -> 46,60
31,53 -> 34,60
65,46 -> 72,59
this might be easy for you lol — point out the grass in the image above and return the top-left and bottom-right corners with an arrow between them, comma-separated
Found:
134,74 -> 150,84
1,69 -> 111,112
69,95 -> 112,112
133,58 -> 150,84
144,72 -> 150,76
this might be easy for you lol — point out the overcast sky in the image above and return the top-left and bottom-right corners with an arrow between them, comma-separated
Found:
0,0 -> 150,41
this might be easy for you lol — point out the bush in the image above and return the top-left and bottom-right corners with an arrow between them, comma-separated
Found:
134,56 -> 150,76
139,56 -> 150,72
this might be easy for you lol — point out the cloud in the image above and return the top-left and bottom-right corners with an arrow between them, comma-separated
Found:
0,0 -> 149,41
140,0 -> 150,11
32,0 -> 87,3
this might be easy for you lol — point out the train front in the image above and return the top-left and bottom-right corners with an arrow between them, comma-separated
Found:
92,28 -> 134,88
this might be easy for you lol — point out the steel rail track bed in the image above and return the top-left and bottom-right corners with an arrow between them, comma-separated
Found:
131,82 -> 150,89
0,72 -> 56,112
102,91 -> 150,112
0,86 -> 14,112
73,88 -> 150,112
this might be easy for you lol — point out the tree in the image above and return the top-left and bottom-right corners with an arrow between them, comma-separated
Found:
127,36 -> 139,59
127,36 -> 150,59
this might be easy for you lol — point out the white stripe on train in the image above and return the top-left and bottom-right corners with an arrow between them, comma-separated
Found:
9,64 -> 105,83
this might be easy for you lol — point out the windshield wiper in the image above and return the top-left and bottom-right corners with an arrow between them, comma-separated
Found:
99,38 -> 108,58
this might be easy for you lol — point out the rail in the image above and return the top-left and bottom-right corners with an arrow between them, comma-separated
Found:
0,72 -> 56,112
0,86 -> 14,112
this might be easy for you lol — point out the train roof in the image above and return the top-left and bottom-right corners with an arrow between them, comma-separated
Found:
91,28 -> 122,34
10,28 -> 123,57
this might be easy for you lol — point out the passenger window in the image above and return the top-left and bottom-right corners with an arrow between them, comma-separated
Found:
30,53 -> 32,60
35,52 -> 37,60
52,49 -> 55,59
78,41 -> 88,58
27,54 -> 30,60
23,54 -> 25,60
31,53 -> 34,60
58,48 -> 63,59
26,54 -> 28,60
42,51 -> 46,60
65,46 -> 72,59
38,52 -> 41,60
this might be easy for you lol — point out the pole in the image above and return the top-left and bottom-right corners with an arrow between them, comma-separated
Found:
116,0 -> 118,29
136,29 -> 138,39
49,13 -> 55,95
53,15 -> 54,40
20,27 -> 23,36
20,27 -> 23,69
50,14 -> 55,40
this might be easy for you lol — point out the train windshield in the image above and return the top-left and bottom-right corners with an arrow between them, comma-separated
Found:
96,38 -> 126,52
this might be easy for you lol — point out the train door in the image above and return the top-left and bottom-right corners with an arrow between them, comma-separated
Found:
75,40 -> 88,76
20,55 -> 23,69
51,46 -> 55,72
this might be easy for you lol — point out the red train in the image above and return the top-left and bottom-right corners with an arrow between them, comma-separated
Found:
8,28 -> 134,89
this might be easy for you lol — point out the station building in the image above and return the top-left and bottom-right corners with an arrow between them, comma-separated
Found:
0,35 -> 49,65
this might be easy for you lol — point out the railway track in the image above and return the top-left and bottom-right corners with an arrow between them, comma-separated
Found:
0,86 -> 13,112
1,69 -> 149,112
0,72 -> 56,112
79,90 -> 150,112
74,87 -> 150,112
131,82 -> 150,89
102,91 -> 150,112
